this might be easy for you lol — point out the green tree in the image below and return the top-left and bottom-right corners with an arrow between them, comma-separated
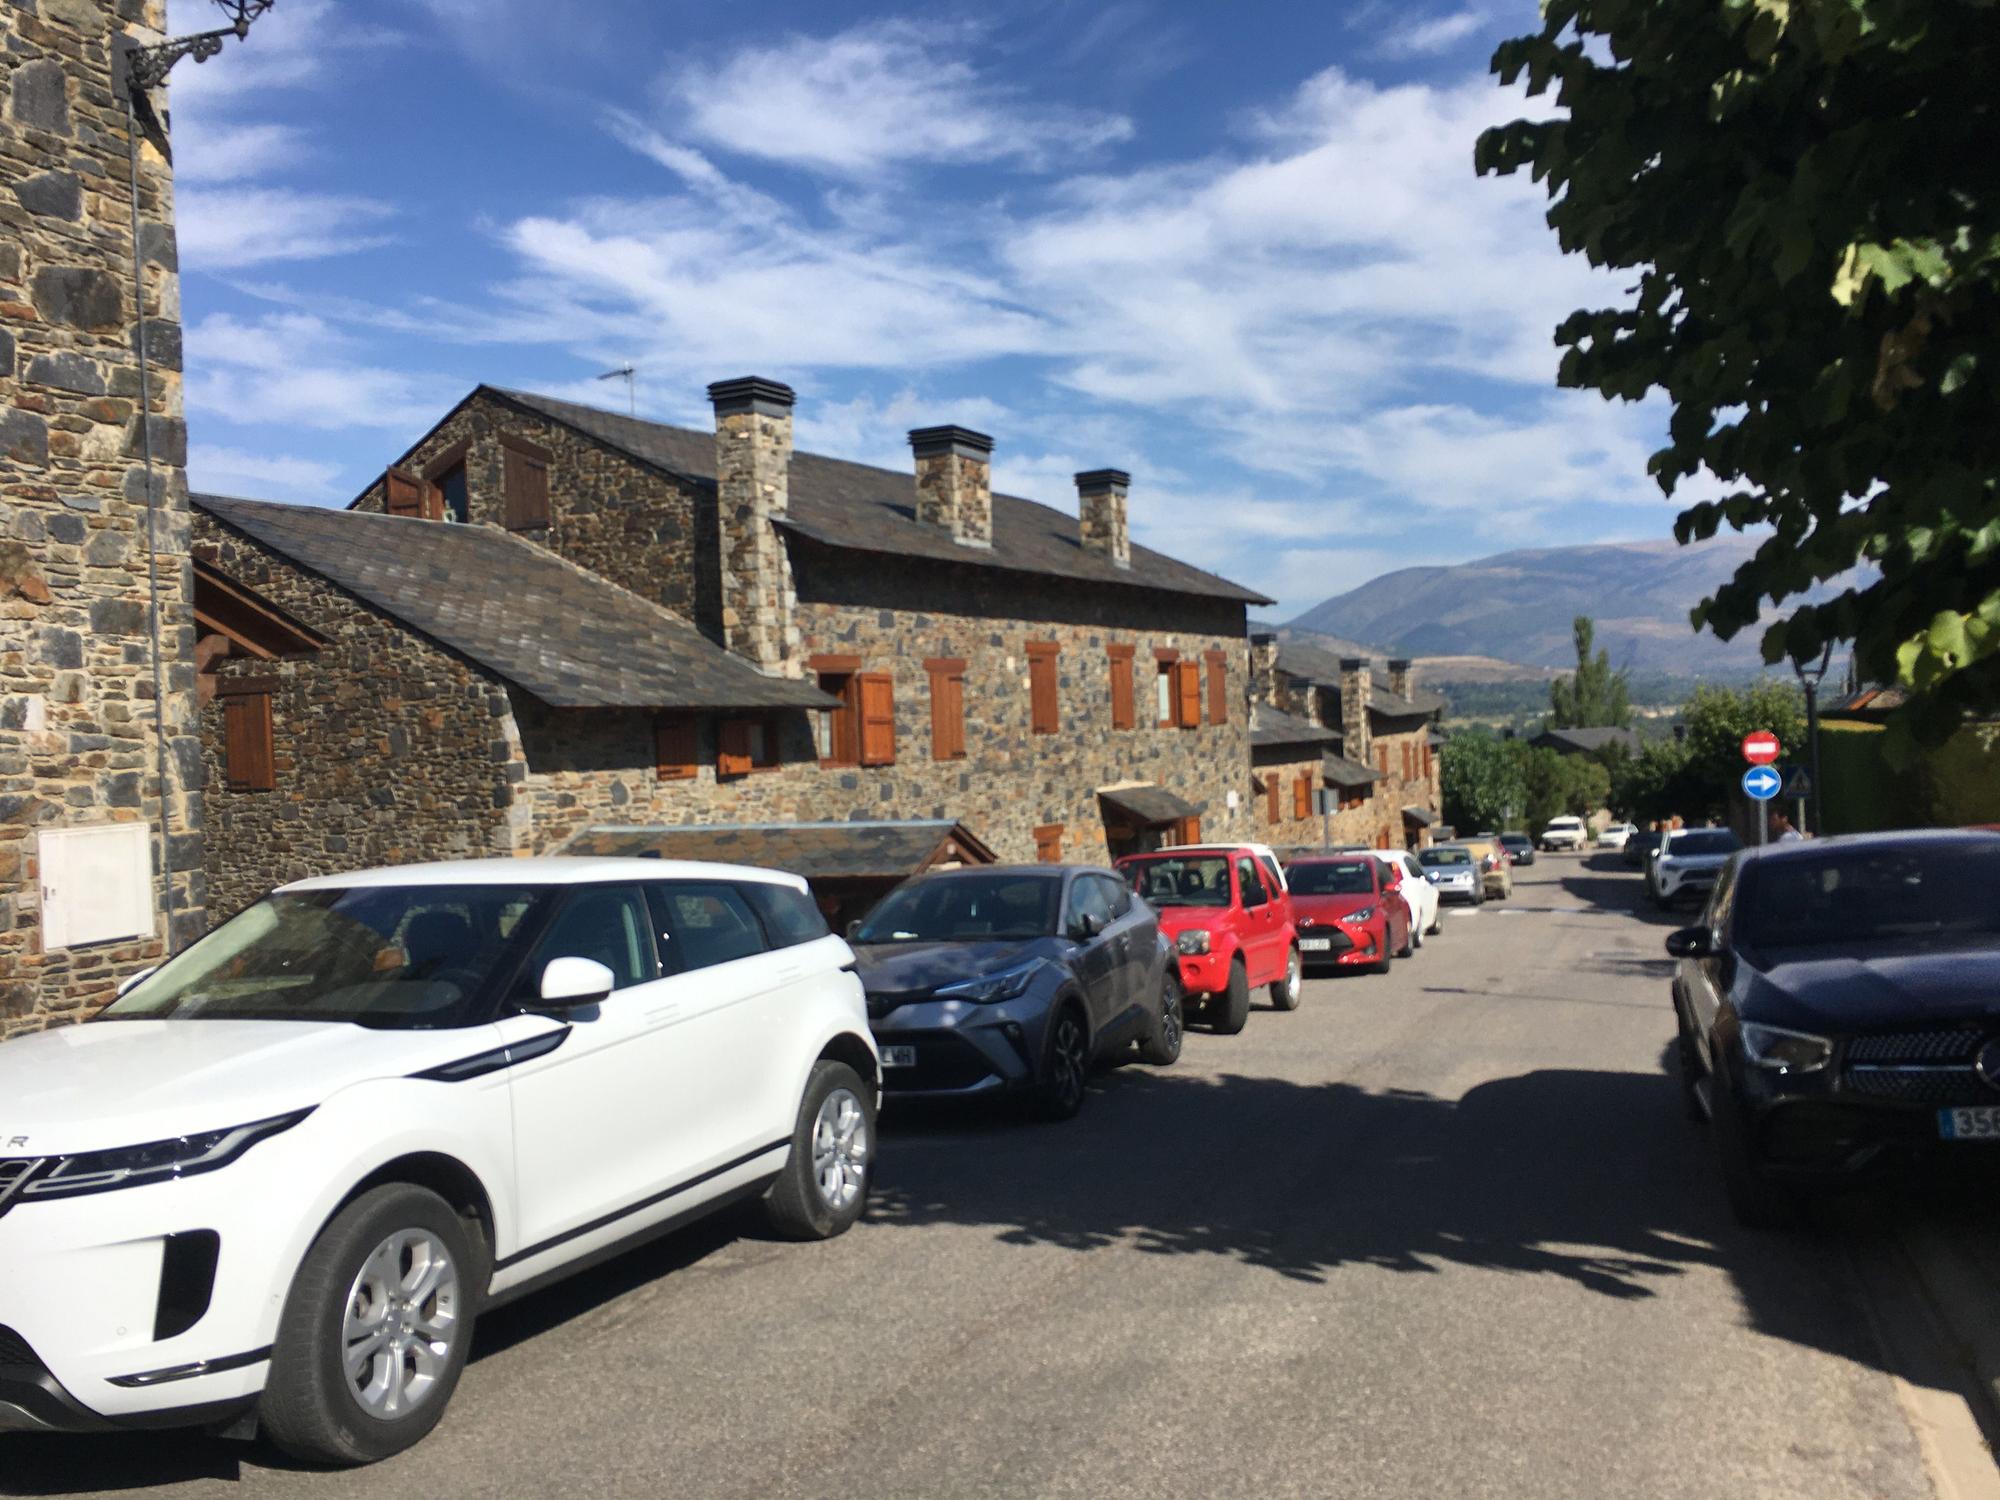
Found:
1476,0 -> 2000,746
1547,616 -> 1632,729
1611,737 -> 1695,825
1440,731 -> 1525,833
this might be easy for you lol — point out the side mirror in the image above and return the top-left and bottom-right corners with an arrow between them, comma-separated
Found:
539,956 -> 616,1009
1664,927 -> 1715,960
1069,911 -> 1103,941
845,919 -> 863,941
116,965 -> 157,998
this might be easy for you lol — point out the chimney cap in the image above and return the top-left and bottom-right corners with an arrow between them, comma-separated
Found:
1339,656 -> 1370,672
1074,468 -> 1131,492
707,376 -> 796,417
1387,657 -> 1413,671
1249,631 -> 1277,646
908,425 -> 994,460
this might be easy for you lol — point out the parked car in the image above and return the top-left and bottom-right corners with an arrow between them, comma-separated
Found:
1598,822 -> 1636,852
1458,836 -> 1515,901
1540,816 -> 1587,853
0,858 -> 877,1464
1285,855 -> 1409,972
1161,841 -> 1290,895
1499,832 -> 1537,867
1373,848 -> 1442,941
1625,828 -> 1665,870
1118,847 -> 1300,1032
1668,829 -> 2000,1227
851,865 -> 1180,1120
1418,843 -> 1483,905
1649,826 -> 1742,908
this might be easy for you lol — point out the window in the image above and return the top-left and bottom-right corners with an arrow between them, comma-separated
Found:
1293,771 -> 1312,821
500,433 -> 551,530
1095,872 -> 1133,918
859,672 -> 896,766
655,715 -> 697,781
1238,857 -> 1268,909
648,882 -> 769,972
1204,650 -> 1228,725
1027,641 -> 1060,734
527,886 -> 658,993
433,463 -> 469,524
1034,823 -> 1064,863
1155,659 -> 1176,727
219,676 -> 276,792
717,717 -> 778,778
1107,644 -> 1136,730
926,657 -> 967,760
809,655 -> 861,765
740,880 -> 831,949
1064,874 -> 1115,936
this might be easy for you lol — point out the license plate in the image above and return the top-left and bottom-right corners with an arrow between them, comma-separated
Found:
880,1046 -> 916,1069
1300,938 -> 1333,952
1939,1106 -> 2000,1140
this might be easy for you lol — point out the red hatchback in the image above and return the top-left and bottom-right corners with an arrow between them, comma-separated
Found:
1285,855 -> 1410,974
1117,847 -> 1300,1033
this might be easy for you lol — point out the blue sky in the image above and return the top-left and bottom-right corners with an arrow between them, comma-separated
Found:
166,0 -> 1702,620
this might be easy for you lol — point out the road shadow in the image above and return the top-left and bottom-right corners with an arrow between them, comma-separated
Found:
1561,867 -> 1686,928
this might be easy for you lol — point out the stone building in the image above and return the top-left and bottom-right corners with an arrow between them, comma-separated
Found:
1247,636 -> 1445,850
1,1 -> 201,1037
1248,704 -> 1385,852
191,380 -> 1270,917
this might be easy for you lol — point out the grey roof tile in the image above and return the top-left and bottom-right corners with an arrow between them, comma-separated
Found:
1249,703 -> 1341,749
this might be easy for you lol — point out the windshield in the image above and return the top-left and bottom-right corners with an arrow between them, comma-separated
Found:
99,885 -> 546,1028
1501,835 -> 1531,847
1421,848 -> 1472,867
1666,830 -> 1740,858
1288,862 -> 1376,896
1741,844 -> 2000,949
855,873 -> 1060,943
1122,856 -> 1232,908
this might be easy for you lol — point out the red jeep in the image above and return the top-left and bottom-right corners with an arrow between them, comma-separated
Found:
1116,846 -> 1301,1033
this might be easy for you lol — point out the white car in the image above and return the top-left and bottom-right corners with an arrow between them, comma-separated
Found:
1540,816 -> 1587,853
1372,849 -> 1442,942
1649,827 -> 1744,907
1598,823 -> 1636,851
0,858 -> 878,1465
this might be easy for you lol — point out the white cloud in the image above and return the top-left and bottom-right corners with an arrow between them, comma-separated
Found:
177,187 -> 393,269
171,120 -> 306,184
665,21 -> 1134,177
184,313 -> 446,430
163,0 -> 394,105
1379,9 -> 1487,58
187,444 -> 345,503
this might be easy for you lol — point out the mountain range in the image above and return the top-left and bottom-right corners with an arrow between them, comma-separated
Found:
1275,536 -> 1787,678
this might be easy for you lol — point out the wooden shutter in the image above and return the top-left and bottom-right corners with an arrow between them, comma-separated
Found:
1378,745 -> 1390,774
1027,642 -> 1059,734
1205,650 -> 1227,725
501,434 -> 552,530
1294,772 -> 1311,821
1107,644 -> 1135,730
1034,824 -> 1064,863
925,659 -> 966,761
1266,773 -> 1280,825
384,466 -> 428,518
219,678 -> 276,791
1424,743 -> 1434,778
1177,815 -> 1202,844
655,715 -> 697,781
858,672 -> 896,766
717,719 -> 754,778
1175,660 -> 1201,728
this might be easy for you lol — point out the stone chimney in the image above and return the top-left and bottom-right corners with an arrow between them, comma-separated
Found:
709,376 -> 799,675
1388,657 -> 1414,702
1339,656 -> 1373,765
1248,632 -> 1280,711
1075,469 -> 1131,569
909,425 -> 994,548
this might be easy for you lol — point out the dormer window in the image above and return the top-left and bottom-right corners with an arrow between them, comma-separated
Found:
435,462 -> 469,523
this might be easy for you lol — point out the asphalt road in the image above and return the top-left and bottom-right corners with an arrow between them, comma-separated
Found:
2,856 -> 1958,1499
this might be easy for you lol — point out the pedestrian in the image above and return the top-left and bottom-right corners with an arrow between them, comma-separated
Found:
1770,811 -> 1805,842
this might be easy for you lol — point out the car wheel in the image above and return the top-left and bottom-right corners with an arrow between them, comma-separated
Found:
1031,1002 -> 1092,1120
1427,908 -> 1443,936
1269,945 -> 1302,1011
1395,919 -> 1415,960
1712,1071 -> 1796,1230
1139,969 -> 1184,1066
764,1059 -> 876,1240
1214,960 -> 1251,1035
260,1184 -> 479,1467
1371,929 -> 1393,975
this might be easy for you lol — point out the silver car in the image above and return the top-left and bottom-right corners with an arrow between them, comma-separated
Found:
1418,843 -> 1483,905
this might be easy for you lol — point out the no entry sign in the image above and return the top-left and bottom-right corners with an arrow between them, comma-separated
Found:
1741,731 -> 1782,765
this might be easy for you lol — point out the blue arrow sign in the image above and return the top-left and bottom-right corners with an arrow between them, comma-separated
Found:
1742,765 -> 1782,801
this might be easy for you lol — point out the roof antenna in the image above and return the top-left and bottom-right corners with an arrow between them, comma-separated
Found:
595,364 -> 636,417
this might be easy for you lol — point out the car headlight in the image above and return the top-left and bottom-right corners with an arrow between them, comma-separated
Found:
1176,930 -> 1211,956
1342,906 -> 1376,923
935,962 -> 1041,1004
17,1110 -> 312,1205
1740,1022 -> 1833,1073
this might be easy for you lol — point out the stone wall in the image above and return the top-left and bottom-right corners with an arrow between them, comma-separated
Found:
194,518 -> 514,915
1366,721 -> 1441,849
1250,751 -> 1380,852
0,0 -> 201,1037
353,393 -> 722,641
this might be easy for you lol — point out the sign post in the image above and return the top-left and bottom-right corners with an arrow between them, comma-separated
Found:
1741,731 -> 1782,845
1741,731 -> 1781,766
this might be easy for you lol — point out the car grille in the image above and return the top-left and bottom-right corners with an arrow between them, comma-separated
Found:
1845,1028 -> 1985,1064
865,989 -> 933,1020
880,1032 -> 998,1093
0,1324 -> 46,1377
1844,1066 -> 1988,1104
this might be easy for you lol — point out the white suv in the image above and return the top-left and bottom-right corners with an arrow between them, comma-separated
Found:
1540,816 -> 1587,853
0,858 -> 877,1465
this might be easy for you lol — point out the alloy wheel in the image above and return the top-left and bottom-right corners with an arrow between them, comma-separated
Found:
342,1229 -> 461,1420
1159,975 -> 1184,1054
1285,948 -> 1301,1000
811,1087 -> 870,1211
1050,1012 -> 1087,1109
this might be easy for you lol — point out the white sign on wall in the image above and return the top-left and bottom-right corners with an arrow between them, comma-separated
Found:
39,823 -> 154,951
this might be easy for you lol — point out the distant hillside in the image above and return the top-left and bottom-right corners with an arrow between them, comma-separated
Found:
1285,536 -> 1781,676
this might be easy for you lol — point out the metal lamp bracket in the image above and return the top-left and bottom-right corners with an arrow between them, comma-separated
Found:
125,0 -> 275,94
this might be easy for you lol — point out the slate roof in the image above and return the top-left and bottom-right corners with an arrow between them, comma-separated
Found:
558,820 -> 996,880
1402,805 -> 1437,827
482,389 -> 1271,606
1249,704 -> 1342,751
1321,753 -> 1385,788
1098,783 -> 1205,825
193,495 -> 835,713
1529,726 -> 1642,757
1273,641 -> 1445,719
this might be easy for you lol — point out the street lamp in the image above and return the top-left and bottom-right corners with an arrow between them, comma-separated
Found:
1791,643 -> 1833,835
